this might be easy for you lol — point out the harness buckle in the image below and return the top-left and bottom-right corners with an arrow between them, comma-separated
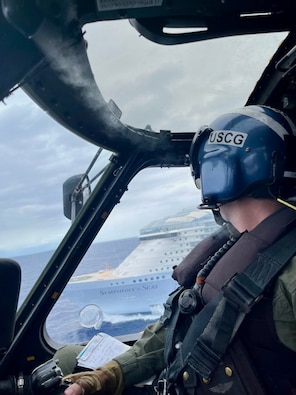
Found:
222,272 -> 262,313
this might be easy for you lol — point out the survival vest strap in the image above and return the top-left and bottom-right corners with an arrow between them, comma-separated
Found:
166,225 -> 296,384
160,286 -> 186,364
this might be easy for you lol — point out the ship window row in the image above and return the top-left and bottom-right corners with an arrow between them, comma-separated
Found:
109,275 -> 167,286
160,258 -> 185,263
131,275 -> 167,282
164,246 -> 193,255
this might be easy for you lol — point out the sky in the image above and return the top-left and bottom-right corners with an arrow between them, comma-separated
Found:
0,19 -> 287,257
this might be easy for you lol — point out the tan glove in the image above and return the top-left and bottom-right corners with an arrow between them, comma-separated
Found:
64,360 -> 124,395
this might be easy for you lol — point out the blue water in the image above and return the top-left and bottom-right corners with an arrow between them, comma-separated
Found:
13,238 -> 162,344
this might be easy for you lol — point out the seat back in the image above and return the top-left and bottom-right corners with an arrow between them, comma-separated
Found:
0,259 -> 21,354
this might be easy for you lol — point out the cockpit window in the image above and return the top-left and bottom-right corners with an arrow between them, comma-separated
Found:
46,166 -> 220,344
85,22 -> 287,130
0,103 -> 114,306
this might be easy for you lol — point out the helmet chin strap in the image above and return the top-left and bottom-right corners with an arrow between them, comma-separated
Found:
212,208 -> 225,226
197,200 -> 225,225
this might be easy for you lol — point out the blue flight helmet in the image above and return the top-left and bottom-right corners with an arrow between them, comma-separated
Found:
190,105 -> 296,209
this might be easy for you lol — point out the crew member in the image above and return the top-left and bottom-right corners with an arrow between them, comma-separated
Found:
61,105 -> 296,395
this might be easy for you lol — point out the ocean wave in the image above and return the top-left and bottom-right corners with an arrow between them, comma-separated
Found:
103,311 -> 162,324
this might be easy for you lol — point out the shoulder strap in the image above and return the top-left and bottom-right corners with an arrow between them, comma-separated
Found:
159,286 -> 185,364
167,225 -> 296,383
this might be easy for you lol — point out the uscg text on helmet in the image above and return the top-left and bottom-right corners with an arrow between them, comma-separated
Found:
208,130 -> 247,147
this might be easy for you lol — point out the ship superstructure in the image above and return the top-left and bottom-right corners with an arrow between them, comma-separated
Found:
65,208 -> 219,315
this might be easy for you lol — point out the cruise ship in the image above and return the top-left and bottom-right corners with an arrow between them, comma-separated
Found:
64,208 -> 219,316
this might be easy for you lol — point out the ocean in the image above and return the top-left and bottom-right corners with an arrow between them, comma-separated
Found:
14,237 -> 163,344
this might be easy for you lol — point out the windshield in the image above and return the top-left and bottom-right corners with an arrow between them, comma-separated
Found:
85,21 -> 287,130
0,23 -> 287,344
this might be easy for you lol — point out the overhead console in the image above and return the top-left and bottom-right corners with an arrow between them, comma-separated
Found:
78,0 -> 296,44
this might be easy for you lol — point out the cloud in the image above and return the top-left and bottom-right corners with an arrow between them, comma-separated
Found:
0,20 -> 287,256
0,90 -> 99,256
85,22 -> 286,130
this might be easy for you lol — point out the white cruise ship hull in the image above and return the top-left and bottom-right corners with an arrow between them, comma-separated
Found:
64,271 -> 177,315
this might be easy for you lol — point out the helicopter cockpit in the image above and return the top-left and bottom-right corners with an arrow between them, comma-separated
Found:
1,1 -> 296,394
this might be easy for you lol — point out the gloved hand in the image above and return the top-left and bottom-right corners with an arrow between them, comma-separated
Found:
63,360 -> 124,395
